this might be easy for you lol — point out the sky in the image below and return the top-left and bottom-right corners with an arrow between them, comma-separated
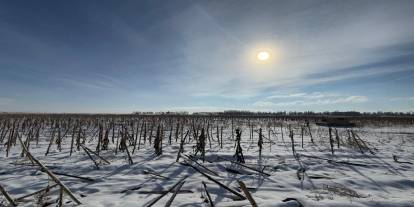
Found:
1,0 -> 414,113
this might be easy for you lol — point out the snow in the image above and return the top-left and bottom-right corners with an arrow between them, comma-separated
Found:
1,121 -> 414,207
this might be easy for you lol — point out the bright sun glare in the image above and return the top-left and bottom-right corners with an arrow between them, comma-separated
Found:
257,51 -> 270,61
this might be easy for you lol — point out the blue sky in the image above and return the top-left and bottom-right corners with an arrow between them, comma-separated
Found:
1,0 -> 414,113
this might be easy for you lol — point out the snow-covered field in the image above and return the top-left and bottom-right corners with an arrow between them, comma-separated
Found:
1,120 -> 414,207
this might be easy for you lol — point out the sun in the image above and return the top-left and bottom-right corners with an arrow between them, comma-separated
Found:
256,51 -> 270,61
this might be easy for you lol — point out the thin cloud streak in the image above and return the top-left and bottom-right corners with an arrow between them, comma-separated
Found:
253,93 -> 368,108
0,97 -> 15,106
390,97 -> 414,101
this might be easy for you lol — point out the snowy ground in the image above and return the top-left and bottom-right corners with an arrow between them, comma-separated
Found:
1,123 -> 414,207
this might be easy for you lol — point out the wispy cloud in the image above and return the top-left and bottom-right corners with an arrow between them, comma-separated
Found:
253,93 -> 368,108
58,75 -> 122,91
159,1 -> 414,100
390,97 -> 414,101
0,97 -> 15,106
264,92 -> 336,100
